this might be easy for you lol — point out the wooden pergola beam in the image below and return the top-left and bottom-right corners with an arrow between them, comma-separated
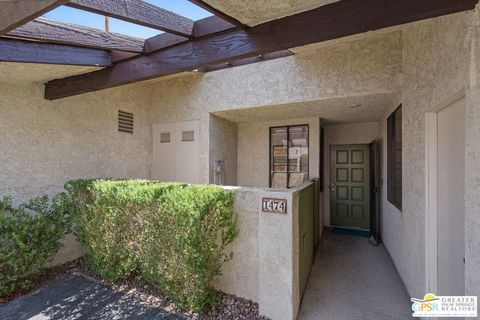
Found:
110,50 -> 139,63
66,0 -> 195,37
192,15 -> 237,38
7,17 -> 145,52
144,16 -> 237,53
0,0 -> 68,35
197,50 -> 292,73
144,33 -> 188,53
45,0 -> 478,100
0,38 -> 111,66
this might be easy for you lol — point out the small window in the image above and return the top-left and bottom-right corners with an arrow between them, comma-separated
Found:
387,105 -> 402,210
160,132 -> 171,143
118,110 -> 133,134
182,130 -> 194,142
269,125 -> 309,188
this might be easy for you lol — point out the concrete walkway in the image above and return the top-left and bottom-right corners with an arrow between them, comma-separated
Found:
299,229 -> 412,320
0,277 -> 185,320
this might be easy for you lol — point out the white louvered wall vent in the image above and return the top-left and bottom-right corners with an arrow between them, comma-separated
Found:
182,130 -> 195,142
118,110 -> 134,134
160,132 -> 171,143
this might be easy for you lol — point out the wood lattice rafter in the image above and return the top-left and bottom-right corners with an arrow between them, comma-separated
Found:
44,0 -> 479,100
6,17 -> 145,52
0,0 -> 68,35
0,37 -> 112,66
0,0 -> 242,56
65,0 -> 195,38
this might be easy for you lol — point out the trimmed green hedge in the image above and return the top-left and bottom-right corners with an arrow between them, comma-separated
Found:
67,179 -> 237,311
0,194 -> 72,297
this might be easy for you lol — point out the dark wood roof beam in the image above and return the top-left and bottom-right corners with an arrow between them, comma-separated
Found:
198,50 -> 292,72
66,0 -> 195,37
0,38 -> 111,66
144,16 -> 238,53
192,15 -> 238,38
110,50 -> 140,63
0,0 -> 68,35
7,17 -> 145,52
45,0 -> 479,100
144,33 -> 188,53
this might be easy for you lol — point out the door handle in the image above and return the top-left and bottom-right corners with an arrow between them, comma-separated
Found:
329,183 -> 335,192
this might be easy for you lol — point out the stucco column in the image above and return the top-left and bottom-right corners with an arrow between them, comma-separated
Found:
258,190 -> 299,320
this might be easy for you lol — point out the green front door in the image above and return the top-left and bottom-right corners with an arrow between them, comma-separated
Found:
330,144 -> 370,229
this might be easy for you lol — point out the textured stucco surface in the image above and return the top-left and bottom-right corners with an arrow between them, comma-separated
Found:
465,87 -> 480,295
0,62 -> 100,84
0,79 -> 153,264
465,8 -> 480,296
148,31 -> 401,184
147,30 -> 401,113
217,188 -> 259,302
0,24 -> 402,269
202,0 -> 339,26
380,10 -> 478,299
216,185 -> 303,320
258,188 -> 298,320
2,6 -> 480,308
208,115 -> 238,185
49,234 -> 84,266
236,117 -> 319,188
0,82 -> 152,201
323,122 -> 381,227
213,92 -> 399,124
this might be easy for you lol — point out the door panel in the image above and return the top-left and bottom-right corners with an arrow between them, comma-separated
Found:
152,120 -> 200,184
152,122 -> 176,182
175,120 -> 200,184
352,168 -> 364,182
437,98 -> 465,295
330,144 -> 370,229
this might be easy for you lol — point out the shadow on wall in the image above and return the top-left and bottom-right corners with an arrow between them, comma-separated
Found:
0,277 -> 186,320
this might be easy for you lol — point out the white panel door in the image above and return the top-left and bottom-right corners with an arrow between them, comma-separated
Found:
437,98 -> 465,295
175,120 -> 200,184
152,120 -> 200,184
153,122 -> 177,182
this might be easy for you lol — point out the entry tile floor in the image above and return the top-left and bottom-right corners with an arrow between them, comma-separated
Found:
299,228 -> 413,320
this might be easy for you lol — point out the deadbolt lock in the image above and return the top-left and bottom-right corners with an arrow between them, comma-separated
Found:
329,183 -> 335,192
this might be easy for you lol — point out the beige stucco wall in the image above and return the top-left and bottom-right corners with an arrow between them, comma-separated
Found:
209,115 -> 238,185
0,23 -> 401,274
217,188 -> 259,302
217,185 -> 304,320
379,9 -> 480,298
148,31 -> 401,184
0,82 -> 152,201
465,8 -> 480,296
236,117 -> 320,188
322,122 -> 380,226
0,80 -> 153,264
257,188 -> 298,320
2,5 -> 480,306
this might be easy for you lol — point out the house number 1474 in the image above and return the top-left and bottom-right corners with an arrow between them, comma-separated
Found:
262,198 -> 287,214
